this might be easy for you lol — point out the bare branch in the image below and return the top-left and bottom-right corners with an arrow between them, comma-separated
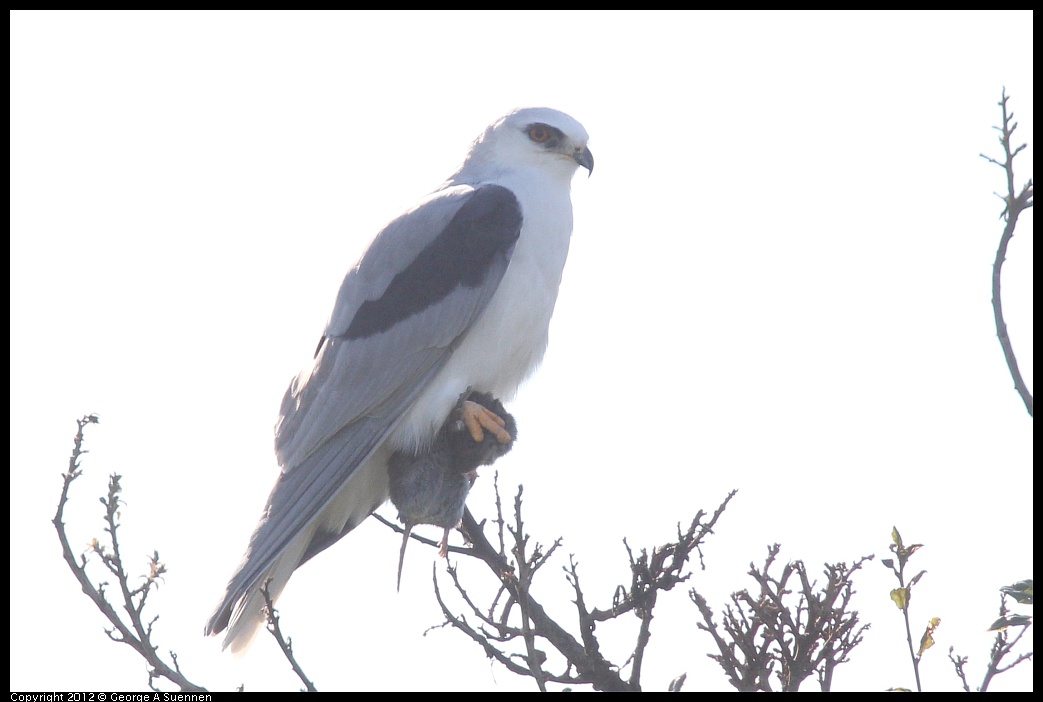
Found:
432,563 -> 569,682
52,416 -> 207,692
948,646 -> 972,692
510,487 -> 549,691
979,594 -> 1034,692
261,580 -> 317,692
460,492 -> 633,691
425,482 -> 740,691
980,88 -> 1034,416
692,544 -> 872,692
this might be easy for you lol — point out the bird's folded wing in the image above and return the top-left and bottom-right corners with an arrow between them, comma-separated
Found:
206,183 -> 522,635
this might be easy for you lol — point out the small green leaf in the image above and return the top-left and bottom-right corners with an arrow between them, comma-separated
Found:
917,617 -> 941,657
891,587 -> 909,610
1000,579 -> 1033,605
882,558 -> 895,570
892,527 -> 903,549
988,614 -> 1033,631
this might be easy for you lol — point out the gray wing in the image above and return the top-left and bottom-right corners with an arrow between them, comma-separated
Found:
206,183 -> 522,635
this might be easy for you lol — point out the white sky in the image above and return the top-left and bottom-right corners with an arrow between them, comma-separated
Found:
11,10 -> 1033,692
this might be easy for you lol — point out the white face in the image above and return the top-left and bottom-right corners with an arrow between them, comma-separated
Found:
484,107 -> 592,175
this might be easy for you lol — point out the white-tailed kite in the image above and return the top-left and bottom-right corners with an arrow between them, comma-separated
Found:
205,107 -> 592,652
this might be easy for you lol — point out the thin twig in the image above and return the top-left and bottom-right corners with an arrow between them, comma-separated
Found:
980,88 -> 1034,417
53,415 -> 207,692
979,595 -> 1034,692
509,487 -> 548,691
948,646 -> 972,692
261,580 -> 317,692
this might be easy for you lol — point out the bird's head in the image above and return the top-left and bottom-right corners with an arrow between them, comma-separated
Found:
460,107 -> 593,181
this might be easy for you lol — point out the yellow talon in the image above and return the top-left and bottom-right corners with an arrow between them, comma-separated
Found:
461,400 -> 512,444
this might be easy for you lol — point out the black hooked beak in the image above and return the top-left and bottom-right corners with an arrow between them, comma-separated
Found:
574,146 -> 594,176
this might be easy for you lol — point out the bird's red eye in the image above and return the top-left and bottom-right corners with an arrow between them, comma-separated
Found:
528,126 -> 551,143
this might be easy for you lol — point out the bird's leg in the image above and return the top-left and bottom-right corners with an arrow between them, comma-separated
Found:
460,400 -> 512,444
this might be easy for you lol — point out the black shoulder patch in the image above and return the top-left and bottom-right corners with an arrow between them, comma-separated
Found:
344,185 -> 522,340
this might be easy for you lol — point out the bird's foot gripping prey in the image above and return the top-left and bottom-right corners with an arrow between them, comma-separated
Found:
460,397 -> 513,445
205,107 -> 592,653
388,391 -> 517,589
